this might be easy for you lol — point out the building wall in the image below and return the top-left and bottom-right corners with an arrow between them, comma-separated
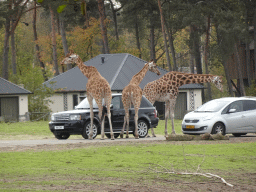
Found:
48,93 -> 64,113
0,95 -> 29,122
19,95 -> 29,121
180,89 -> 202,112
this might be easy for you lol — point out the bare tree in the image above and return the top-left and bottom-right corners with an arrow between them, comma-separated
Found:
158,0 -> 171,71
2,0 -> 29,80
204,16 -> 212,100
97,0 -> 109,54
49,4 -> 59,76
32,0 -> 48,81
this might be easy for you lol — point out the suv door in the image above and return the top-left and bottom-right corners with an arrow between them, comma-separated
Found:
111,95 -> 125,128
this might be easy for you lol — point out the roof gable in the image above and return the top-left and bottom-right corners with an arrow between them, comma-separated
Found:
44,53 -> 203,92
0,77 -> 32,95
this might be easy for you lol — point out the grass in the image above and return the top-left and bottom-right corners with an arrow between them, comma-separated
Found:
1,142 -> 256,190
1,120 -> 256,191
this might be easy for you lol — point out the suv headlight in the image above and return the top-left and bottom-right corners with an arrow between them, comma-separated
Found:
70,115 -> 81,120
51,115 -> 55,121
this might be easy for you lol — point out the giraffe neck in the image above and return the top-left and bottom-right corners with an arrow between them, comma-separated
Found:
76,57 -> 98,79
175,72 -> 214,87
129,63 -> 149,86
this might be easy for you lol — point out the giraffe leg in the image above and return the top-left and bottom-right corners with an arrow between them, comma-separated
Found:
170,99 -> 176,135
150,128 -> 156,137
125,112 -> 129,138
134,111 -> 139,139
106,98 -> 114,140
95,99 -> 104,140
87,95 -> 94,140
164,101 -> 170,137
120,115 -> 126,138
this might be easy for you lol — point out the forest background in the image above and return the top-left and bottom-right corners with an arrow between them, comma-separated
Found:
0,0 -> 256,114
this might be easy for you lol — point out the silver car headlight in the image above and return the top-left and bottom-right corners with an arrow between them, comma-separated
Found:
70,115 -> 81,120
51,115 -> 55,121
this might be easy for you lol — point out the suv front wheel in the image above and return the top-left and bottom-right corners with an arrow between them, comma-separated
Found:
82,121 -> 98,139
134,120 -> 148,138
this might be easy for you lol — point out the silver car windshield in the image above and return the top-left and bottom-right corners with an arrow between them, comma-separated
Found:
195,100 -> 229,112
76,98 -> 100,109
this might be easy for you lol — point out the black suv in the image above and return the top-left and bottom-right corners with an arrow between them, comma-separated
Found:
49,93 -> 159,139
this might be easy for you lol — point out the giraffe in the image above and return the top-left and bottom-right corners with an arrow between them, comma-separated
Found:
120,60 -> 161,139
60,51 -> 114,140
142,72 -> 223,137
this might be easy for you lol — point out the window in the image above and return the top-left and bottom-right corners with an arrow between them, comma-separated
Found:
229,101 -> 243,112
243,100 -> 256,111
73,94 -> 78,109
112,96 -> 121,109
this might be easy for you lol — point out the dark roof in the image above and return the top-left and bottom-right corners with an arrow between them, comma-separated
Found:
44,53 -> 204,92
0,77 -> 32,95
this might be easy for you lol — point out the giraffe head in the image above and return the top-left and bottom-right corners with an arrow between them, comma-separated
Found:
211,76 -> 223,92
147,60 -> 161,76
60,50 -> 79,65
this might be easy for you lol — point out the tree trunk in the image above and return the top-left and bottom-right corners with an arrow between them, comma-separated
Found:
2,17 -> 10,80
193,25 -> 203,74
11,28 -> 17,75
97,0 -> 109,54
216,26 -> 234,96
234,43 -> 246,96
189,26 -> 195,74
158,0 -> 171,71
109,0 -> 119,41
223,60 -> 234,96
204,16 -> 212,100
254,8 -> 256,77
167,28 -> 177,71
189,53 -> 195,73
134,12 -> 141,58
245,8 -> 252,86
59,16 -> 71,70
49,5 -> 59,76
33,0 -> 47,81
164,18 -> 177,71
149,19 -> 155,61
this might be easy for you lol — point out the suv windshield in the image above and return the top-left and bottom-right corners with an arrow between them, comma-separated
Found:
195,100 -> 229,112
76,98 -> 100,109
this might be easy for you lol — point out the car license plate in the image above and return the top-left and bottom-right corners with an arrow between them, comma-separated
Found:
55,126 -> 64,130
186,125 -> 195,129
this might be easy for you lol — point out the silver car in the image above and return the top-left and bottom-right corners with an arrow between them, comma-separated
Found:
182,97 -> 256,136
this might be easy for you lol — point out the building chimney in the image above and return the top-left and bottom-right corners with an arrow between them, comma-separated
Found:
101,56 -> 105,64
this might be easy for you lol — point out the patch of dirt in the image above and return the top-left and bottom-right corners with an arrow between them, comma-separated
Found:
1,172 -> 256,192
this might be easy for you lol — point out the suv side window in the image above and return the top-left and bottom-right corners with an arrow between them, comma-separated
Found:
140,97 -> 151,108
243,100 -> 256,111
112,96 -> 122,109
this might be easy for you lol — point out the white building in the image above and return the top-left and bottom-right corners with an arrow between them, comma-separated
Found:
0,77 -> 32,122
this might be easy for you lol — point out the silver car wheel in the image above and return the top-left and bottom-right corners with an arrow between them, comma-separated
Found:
212,122 -> 225,135
82,121 -> 98,139
86,123 -> 98,138
136,120 -> 148,138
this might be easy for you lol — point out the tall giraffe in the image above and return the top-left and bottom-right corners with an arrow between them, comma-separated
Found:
61,51 -> 114,140
120,60 -> 161,139
143,72 -> 223,137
